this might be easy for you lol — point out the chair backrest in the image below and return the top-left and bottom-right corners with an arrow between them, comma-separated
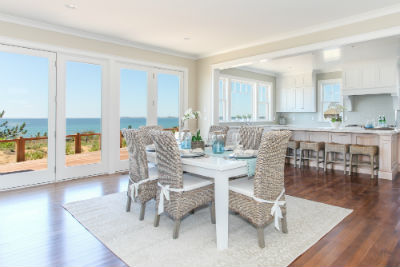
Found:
151,130 -> 183,189
139,125 -> 163,146
121,129 -> 149,183
209,125 -> 229,135
239,126 -> 264,150
253,130 -> 292,201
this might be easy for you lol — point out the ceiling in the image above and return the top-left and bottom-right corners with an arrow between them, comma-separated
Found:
238,36 -> 400,75
0,0 -> 400,58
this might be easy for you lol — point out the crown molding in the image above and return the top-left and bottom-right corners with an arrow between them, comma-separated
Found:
199,3 -> 400,59
237,66 -> 277,77
0,12 -> 197,60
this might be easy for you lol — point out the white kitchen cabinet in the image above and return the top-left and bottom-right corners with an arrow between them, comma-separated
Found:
342,60 -> 398,95
295,87 -> 304,110
276,72 -> 316,112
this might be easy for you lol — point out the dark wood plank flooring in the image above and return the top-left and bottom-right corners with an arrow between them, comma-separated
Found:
0,166 -> 399,267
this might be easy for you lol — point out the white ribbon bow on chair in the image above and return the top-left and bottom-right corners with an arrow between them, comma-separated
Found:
253,189 -> 286,231
129,177 -> 158,200
158,182 -> 170,215
157,182 -> 185,215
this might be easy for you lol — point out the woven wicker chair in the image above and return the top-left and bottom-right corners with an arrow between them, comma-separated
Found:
151,130 -> 215,239
122,129 -> 158,220
239,126 -> 264,150
139,125 -> 163,146
229,130 -> 292,248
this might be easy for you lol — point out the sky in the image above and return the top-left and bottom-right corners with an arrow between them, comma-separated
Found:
0,51 -> 180,119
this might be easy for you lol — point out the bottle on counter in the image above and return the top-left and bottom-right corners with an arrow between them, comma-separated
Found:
383,115 -> 387,127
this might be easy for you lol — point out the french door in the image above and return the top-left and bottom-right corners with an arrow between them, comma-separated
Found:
56,54 -> 109,180
0,43 -> 184,189
0,44 -> 56,189
116,63 -> 183,171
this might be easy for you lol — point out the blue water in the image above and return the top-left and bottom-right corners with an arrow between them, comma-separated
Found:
0,117 -> 179,137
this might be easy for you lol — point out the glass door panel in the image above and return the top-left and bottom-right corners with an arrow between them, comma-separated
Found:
156,72 -> 181,129
0,45 -> 56,189
56,54 -> 108,181
119,68 -> 148,160
65,61 -> 102,167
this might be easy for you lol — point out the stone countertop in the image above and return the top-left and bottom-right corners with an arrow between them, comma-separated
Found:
228,124 -> 400,135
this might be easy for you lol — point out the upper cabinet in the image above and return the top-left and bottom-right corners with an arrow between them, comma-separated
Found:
276,72 -> 316,112
342,59 -> 398,96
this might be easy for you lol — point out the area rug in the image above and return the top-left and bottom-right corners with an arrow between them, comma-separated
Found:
64,192 -> 352,267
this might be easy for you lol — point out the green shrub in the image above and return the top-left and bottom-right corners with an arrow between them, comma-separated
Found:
26,150 -> 46,160
66,141 -> 74,155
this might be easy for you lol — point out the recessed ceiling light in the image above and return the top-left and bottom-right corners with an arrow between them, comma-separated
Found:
65,3 -> 77,9
184,37 -> 191,41
259,59 -> 268,63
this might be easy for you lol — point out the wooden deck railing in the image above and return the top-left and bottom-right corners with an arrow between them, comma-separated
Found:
1,127 -> 179,163
0,133 -> 101,162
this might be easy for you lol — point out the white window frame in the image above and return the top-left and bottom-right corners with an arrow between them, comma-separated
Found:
318,79 -> 342,122
257,83 -> 272,121
218,75 -> 273,122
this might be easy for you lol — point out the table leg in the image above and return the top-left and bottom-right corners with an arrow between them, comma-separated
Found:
214,172 -> 229,250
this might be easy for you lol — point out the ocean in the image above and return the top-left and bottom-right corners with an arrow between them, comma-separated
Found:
0,117 -> 179,137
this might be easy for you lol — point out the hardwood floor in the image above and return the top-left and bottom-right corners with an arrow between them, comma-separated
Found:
0,165 -> 399,267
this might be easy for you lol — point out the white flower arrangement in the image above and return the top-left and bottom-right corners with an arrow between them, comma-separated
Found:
182,108 -> 200,121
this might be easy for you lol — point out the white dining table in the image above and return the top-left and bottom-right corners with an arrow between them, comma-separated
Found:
146,151 -> 247,250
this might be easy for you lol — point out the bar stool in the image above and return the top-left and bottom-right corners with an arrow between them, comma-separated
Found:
349,145 -> 379,179
324,143 -> 350,174
286,140 -> 300,168
299,141 -> 325,169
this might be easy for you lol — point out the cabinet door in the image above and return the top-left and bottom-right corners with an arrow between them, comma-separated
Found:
309,132 -> 329,143
379,64 -> 396,88
295,87 -> 304,110
302,87 -> 316,112
291,131 -> 307,141
287,88 -> 296,112
344,68 -> 362,90
362,65 -> 378,88
330,133 -> 352,144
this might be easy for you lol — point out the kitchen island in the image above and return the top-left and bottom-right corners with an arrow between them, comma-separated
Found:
228,125 -> 400,180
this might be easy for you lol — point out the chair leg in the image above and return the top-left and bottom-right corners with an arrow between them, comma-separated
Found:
257,227 -> 265,248
370,154 -> 375,179
139,202 -> 146,221
210,201 -> 216,224
173,219 -> 181,239
154,212 -> 160,227
324,150 -> 328,172
349,153 -> 353,175
294,149 -> 297,168
125,196 -> 132,212
299,149 -> 303,168
281,214 -> 288,234
316,150 -> 320,170
344,152 -> 347,175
